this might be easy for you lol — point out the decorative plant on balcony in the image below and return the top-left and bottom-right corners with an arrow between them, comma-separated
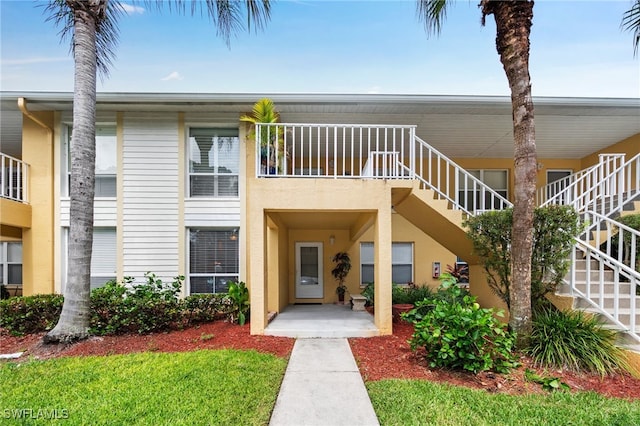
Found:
240,98 -> 285,173
331,252 -> 351,302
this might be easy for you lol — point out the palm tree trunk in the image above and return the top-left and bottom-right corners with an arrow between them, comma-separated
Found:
482,0 -> 536,348
45,1 -> 101,343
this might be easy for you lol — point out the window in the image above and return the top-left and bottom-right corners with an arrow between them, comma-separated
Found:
62,228 -> 116,290
0,242 -> 22,285
188,228 -> 239,294
360,242 -> 413,285
65,126 -> 117,197
188,128 -> 239,197
459,169 -> 508,212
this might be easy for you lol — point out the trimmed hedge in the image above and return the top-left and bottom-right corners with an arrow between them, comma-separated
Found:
0,275 -> 240,336
0,294 -> 64,335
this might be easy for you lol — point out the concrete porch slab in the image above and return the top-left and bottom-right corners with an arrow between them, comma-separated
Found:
264,304 -> 379,338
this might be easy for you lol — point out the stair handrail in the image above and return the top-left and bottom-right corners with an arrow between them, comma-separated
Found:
540,154 -> 626,212
536,164 -> 597,206
568,238 -> 639,342
567,210 -> 639,342
579,210 -> 640,277
412,136 -> 512,216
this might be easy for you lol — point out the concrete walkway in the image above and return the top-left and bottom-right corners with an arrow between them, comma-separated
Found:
269,338 -> 379,426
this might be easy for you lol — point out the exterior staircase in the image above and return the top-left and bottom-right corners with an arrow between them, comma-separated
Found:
544,153 -> 640,345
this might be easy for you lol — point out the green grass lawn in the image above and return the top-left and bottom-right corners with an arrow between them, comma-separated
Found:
368,379 -> 640,426
0,350 -> 287,425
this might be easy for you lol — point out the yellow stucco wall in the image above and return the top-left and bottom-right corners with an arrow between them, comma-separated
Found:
0,199 -> 31,230
21,111 -> 55,296
453,157 -> 584,201
580,133 -> 639,168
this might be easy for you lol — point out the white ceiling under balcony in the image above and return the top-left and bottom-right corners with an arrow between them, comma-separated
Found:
1,92 -> 638,160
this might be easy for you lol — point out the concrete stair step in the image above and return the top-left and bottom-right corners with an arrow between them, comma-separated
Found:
562,281 -> 634,294
572,294 -> 640,310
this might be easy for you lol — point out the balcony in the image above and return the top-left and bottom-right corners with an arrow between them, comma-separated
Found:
1,153 -> 28,203
254,123 -> 511,215
1,153 -> 31,231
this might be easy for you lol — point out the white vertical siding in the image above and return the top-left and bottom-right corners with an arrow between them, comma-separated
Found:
122,113 -> 179,281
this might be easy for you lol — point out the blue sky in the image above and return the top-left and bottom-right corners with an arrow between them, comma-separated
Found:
1,0 -> 639,97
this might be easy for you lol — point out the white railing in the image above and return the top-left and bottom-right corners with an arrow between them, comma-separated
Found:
255,123 -> 416,179
540,154 -> 629,214
254,123 -> 511,215
411,136 -> 512,215
1,153 -> 28,203
568,211 -> 640,342
536,164 -> 597,206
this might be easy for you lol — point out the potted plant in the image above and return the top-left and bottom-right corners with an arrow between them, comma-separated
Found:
331,252 -> 351,303
391,283 -> 414,323
240,98 -> 285,174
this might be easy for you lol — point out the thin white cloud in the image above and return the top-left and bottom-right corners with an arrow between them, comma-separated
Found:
120,3 -> 145,15
367,86 -> 381,94
161,71 -> 183,81
2,57 -> 69,66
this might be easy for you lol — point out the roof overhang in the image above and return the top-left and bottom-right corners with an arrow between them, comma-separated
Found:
2,91 -> 638,159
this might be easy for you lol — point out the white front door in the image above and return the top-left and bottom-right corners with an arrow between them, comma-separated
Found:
295,242 -> 323,299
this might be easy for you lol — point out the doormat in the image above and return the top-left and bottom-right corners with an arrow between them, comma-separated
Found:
294,302 -> 322,305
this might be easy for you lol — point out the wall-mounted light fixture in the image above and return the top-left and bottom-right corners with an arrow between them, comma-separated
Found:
329,235 -> 335,245
230,228 -> 238,241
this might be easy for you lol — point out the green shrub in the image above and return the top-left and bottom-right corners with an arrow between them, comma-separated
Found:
227,281 -> 249,325
527,308 -> 629,375
391,284 -> 412,304
0,294 -> 64,335
361,283 -> 374,306
405,274 -> 518,374
464,205 -> 582,311
183,293 -> 230,324
89,273 -> 184,335
89,278 -> 129,335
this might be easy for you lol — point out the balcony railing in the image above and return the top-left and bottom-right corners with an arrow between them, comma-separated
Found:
1,153 -> 28,203
254,123 -> 512,215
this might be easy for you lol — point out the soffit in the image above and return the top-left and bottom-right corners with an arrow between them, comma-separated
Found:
1,92 -> 638,159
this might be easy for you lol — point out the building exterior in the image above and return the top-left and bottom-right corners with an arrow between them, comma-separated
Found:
1,92 -> 638,336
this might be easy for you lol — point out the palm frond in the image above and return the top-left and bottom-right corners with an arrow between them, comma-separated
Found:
43,0 -> 124,79
416,0 -> 449,36
622,0 -> 640,56
148,0 -> 271,47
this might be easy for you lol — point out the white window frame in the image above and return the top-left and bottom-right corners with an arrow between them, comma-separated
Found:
460,169 -> 509,212
187,127 -> 240,198
62,227 -> 116,291
0,242 -> 22,286
360,242 -> 414,286
187,228 -> 240,294
63,125 -> 117,198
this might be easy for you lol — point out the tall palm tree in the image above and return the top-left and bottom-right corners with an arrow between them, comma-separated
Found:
44,0 -> 271,343
418,0 -> 640,348
418,0 -> 537,348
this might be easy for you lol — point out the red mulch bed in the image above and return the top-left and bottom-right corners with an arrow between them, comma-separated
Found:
2,320 -> 639,400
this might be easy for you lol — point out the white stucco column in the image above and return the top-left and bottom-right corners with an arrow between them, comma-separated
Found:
374,206 -> 393,335
249,210 -> 268,335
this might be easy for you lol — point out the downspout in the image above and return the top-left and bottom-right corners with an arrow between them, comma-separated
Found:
18,97 -> 55,295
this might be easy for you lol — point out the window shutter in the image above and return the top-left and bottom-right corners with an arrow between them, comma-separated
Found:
91,228 -> 116,275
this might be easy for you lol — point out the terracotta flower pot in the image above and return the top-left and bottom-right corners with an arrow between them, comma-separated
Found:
392,303 -> 414,323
